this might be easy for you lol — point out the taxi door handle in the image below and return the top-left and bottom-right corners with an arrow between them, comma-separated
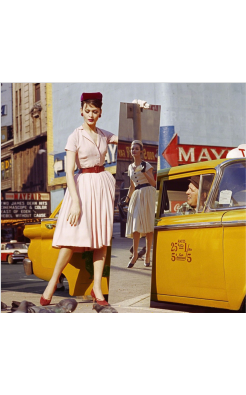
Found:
45,224 -> 56,229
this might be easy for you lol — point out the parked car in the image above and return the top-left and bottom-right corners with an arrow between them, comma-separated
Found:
23,203 -> 111,297
1,241 -> 28,264
151,158 -> 246,311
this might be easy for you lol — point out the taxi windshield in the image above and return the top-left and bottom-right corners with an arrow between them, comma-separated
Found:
160,174 -> 214,217
211,161 -> 246,209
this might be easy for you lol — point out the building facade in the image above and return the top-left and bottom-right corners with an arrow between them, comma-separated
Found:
1,83 -> 13,193
12,83 -> 48,192
1,83 -> 48,242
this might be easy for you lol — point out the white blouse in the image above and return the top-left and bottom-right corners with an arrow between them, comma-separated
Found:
128,162 -> 153,187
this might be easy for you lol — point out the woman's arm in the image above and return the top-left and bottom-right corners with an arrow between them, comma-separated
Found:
142,167 -> 156,187
66,150 -> 81,226
108,135 -> 118,144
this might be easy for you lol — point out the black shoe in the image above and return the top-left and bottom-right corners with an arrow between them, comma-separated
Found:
138,246 -> 146,259
127,257 -> 137,268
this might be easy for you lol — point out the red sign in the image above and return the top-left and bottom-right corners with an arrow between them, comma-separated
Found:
118,142 -> 158,163
162,134 -> 234,166
170,201 -> 183,213
4,192 -> 50,200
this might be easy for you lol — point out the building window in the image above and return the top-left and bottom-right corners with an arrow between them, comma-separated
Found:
16,116 -> 18,134
15,91 -> 18,114
19,89 -> 22,110
35,84 -> 40,102
20,114 -> 22,132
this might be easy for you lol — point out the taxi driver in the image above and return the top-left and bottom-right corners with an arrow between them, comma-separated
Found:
177,176 -> 201,214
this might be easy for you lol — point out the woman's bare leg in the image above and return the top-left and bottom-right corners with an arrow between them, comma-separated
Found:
129,231 -> 140,263
93,246 -> 107,300
145,232 -> 153,263
42,247 -> 74,300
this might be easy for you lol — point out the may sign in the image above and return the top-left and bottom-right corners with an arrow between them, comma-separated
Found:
162,133 -> 234,167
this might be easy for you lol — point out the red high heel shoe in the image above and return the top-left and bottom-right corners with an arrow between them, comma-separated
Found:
90,289 -> 109,306
40,285 -> 57,306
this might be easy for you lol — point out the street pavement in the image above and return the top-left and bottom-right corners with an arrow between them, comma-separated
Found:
1,222 -> 181,314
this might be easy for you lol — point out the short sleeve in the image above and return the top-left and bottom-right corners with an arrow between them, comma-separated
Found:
145,162 -> 153,172
65,130 -> 77,152
99,129 -> 117,143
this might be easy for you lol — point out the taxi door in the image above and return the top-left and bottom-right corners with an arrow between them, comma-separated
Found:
152,175 -> 229,307
222,209 -> 246,310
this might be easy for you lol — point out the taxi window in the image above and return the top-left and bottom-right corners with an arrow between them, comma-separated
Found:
5,244 -> 12,249
211,161 -> 246,209
160,174 -> 214,217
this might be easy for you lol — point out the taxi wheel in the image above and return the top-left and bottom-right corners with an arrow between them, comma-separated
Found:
7,255 -> 13,264
239,297 -> 246,313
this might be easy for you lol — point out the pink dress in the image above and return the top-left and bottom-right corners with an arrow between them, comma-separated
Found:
52,126 -> 117,250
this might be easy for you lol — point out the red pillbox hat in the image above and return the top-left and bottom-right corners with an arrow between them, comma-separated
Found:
80,92 -> 103,101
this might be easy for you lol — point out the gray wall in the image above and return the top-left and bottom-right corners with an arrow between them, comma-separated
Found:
51,83 -> 245,154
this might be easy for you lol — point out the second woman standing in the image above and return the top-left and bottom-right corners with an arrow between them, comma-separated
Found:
124,140 -> 156,268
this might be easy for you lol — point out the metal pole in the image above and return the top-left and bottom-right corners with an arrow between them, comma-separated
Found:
132,103 -> 142,141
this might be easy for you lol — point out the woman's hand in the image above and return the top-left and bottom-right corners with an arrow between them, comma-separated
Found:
141,161 -> 147,172
67,202 -> 81,226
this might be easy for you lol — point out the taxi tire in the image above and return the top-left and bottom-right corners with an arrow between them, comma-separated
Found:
239,297 -> 246,313
7,255 -> 13,264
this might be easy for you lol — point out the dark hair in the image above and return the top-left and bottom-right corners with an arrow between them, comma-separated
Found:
81,99 -> 102,109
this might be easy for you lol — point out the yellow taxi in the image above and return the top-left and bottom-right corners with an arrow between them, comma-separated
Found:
151,158 -> 246,311
23,202 -> 111,297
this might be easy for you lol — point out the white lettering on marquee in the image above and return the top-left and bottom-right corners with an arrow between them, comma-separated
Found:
105,144 -> 117,164
210,148 -> 226,159
179,147 -> 195,162
198,148 -> 211,161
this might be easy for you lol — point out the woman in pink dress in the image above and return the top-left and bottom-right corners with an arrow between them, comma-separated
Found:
40,92 -> 118,307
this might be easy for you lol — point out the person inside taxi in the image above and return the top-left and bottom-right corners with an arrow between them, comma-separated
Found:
177,175 -> 209,214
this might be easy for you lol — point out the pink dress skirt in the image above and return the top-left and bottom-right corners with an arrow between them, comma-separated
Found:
52,170 -> 115,250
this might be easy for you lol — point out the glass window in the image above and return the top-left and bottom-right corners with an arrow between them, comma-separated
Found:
211,161 -> 246,209
160,174 -> 214,217
35,84 -> 40,102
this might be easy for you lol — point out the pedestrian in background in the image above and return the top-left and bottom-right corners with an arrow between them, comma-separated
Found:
124,140 -> 156,268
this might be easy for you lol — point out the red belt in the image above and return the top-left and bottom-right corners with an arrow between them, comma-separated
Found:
79,166 -> 104,174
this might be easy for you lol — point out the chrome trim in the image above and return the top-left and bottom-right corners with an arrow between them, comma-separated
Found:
222,220 -> 246,227
210,205 -> 246,212
41,218 -> 58,223
155,221 -> 222,231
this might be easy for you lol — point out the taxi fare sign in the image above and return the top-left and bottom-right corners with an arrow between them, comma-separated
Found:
1,192 -> 50,219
